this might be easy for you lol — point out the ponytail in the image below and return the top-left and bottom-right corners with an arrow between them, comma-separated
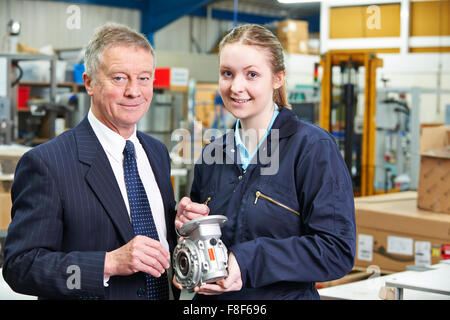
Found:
274,84 -> 290,110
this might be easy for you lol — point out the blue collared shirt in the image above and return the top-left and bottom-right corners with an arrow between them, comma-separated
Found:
234,105 -> 279,170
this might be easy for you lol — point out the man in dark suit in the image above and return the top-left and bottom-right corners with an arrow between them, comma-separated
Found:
2,23 -> 208,300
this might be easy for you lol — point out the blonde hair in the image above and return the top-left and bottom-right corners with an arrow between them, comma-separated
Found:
84,23 -> 155,81
219,24 -> 290,109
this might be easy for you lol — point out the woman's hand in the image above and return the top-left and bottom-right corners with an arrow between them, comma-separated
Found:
194,252 -> 243,295
175,197 -> 210,230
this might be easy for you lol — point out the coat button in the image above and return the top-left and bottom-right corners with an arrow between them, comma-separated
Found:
238,175 -> 242,180
137,288 -> 146,297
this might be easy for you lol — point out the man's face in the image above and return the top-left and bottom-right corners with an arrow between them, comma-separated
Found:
84,45 -> 154,138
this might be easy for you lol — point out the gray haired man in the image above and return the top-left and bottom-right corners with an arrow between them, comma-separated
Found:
2,23 -> 208,300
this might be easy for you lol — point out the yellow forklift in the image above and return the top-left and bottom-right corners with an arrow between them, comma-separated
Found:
319,51 -> 383,197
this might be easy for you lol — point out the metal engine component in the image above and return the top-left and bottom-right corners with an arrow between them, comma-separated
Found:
173,215 -> 228,291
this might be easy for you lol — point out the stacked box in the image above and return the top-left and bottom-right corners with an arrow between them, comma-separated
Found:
277,20 -> 309,54
0,192 -> 11,231
0,145 -> 30,231
0,236 -> 5,267
417,125 -> 450,214
355,192 -> 450,272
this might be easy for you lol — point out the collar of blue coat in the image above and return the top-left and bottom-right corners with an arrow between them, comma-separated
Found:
234,106 -> 279,170
200,105 -> 302,168
214,105 -> 301,148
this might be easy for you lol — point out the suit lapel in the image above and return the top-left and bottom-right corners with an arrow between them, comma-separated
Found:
74,118 -> 134,244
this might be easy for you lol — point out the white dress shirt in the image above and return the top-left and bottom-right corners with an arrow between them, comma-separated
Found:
87,109 -> 169,251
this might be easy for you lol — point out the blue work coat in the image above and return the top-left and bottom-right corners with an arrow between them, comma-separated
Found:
190,107 -> 356,300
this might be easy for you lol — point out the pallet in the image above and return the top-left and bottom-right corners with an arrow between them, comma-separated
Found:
316,266 -> 394,289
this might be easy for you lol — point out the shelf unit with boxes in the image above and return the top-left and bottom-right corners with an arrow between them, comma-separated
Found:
277,19 -> 310,55
16,81 -> 86,146
354,191 -> 450,274
0,53 -> 66,147
320,0 -> 450,54
0,144 -> 31,234
352,125 -> 449,276
0,144 -> 30,268
0,53 -> 57,146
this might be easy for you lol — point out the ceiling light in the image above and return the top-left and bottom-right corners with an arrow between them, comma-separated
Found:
277,0 -> 322,3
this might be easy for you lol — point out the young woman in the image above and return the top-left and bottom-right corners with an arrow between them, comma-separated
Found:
175,24 -> 356,300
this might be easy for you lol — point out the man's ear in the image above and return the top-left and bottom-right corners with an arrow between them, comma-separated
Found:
273,70 -> 285,90
83,72 -> 94,96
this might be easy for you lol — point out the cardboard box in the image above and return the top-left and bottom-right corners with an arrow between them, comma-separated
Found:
0,192 -> 12,231
279,38 -> 309,54
355,191 -> 450,272
0,180 -> 12,193
277,20 -> 308,54
0,235 -> 5,267
194,83 -> 217,128
277,19 -> 308,40
417,125 -> 450,214
0,145 -> 31,175
0,156 -> 19,175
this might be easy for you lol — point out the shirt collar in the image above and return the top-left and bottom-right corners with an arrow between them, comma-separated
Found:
234,103 -> 280,153
213,105 -> 300,150
87,109 -> 138,163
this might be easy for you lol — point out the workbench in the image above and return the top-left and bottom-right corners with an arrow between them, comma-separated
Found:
319,262 -> 450,300
385,262 -> 450,299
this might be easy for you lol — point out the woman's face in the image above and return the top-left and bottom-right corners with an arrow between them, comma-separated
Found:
218,43 -> 284,125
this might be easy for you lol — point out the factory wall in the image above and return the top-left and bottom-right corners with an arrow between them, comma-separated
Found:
1,0 -> 449,124
154,15 -> 235,54
0,0 -> 141,51
0,0 -> 234,54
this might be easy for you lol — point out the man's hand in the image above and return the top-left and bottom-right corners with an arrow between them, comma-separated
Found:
104,235 -> 170,278
175,197 -> 210,230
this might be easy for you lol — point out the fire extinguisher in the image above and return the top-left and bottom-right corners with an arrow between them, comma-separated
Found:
442,244 -> 450,260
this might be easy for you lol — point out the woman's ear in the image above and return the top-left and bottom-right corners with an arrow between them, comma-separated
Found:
273,70 -> 286,90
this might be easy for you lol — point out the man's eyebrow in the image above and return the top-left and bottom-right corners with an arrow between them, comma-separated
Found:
107,69 -> 154,75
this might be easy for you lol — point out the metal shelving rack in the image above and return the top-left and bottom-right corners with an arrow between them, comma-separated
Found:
0,53 -> 56,144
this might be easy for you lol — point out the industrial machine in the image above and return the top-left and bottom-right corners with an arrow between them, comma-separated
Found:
173,215 -> 228,291
373,86 -> 450,192
288,63 -> 321,125
0,53 -> 82,146
320,51 -> 383,197
374,85 -> 411,193
137,89 -> 186,151
0,53 -> 58,145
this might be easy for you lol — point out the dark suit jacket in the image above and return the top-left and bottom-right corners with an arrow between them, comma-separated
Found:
2,117 -> 179,300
